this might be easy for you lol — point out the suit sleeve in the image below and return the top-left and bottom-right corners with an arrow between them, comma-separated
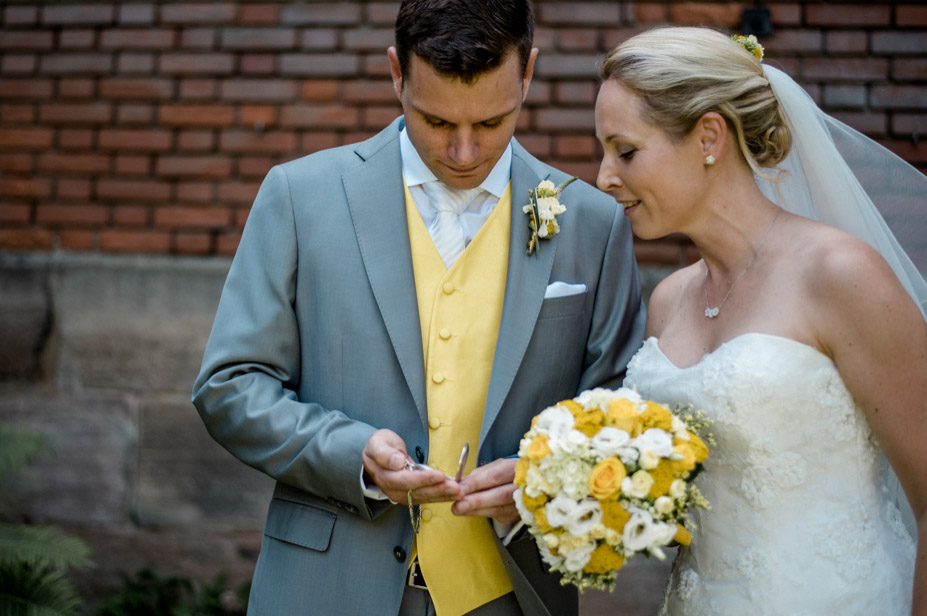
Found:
192,165 -> 380,519
577,201 -> 647,392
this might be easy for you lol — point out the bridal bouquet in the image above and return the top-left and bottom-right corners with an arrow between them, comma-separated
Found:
513,387 -> 711,591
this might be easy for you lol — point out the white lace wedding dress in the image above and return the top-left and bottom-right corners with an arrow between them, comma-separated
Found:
624,333 -> 916,615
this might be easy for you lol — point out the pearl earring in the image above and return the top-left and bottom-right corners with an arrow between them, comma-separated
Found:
705,155 -> 716,165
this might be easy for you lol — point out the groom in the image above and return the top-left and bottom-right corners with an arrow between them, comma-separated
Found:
192,0 -> 645,614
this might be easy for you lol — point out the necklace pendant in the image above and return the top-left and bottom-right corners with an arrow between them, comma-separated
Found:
705,306 -> 720,319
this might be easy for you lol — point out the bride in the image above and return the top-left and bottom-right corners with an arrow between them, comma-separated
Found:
595,27 -> 927,614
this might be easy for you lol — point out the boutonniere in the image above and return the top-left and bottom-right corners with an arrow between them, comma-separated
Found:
524,177 -> 578,256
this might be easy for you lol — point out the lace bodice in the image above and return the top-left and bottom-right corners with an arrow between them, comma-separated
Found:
625,334 -> 915,615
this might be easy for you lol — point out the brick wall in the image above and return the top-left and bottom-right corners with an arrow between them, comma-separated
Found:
1,1 -> 925,268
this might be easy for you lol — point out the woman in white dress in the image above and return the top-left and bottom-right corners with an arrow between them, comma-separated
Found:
594,27 -> 927,614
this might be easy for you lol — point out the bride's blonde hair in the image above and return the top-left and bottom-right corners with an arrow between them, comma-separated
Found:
599,27 -> 791,177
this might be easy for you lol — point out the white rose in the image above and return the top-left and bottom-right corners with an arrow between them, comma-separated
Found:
591,426 -> 630,458
564,499 -> 603,537
622,470 -> 654,499
669,479 -> 688,500
654,495 -> 675,515
638,449 -> 661,470
543,532 -> 559,550
605,528 -> 621,546
545,496 -> 579,528
561,541 -> 595,573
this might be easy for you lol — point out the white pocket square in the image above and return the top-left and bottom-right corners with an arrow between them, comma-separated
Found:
544,281 -> 587,299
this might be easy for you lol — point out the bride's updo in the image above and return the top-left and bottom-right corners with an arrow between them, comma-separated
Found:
599,27 -> 791,176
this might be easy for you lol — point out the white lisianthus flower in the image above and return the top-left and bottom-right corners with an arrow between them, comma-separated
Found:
634,428 -> 675,458
654,495 -> 675,516
623,510 -> 675,553
545,495 -> 579,528
536,405 -> 575,437
622,470 -> 654,498
564,499 -> 603,537
550,429 -> 589,456
617,445 -> 640,466
591,426 -> 630,458
669,478 -> 688,500
562,541 -> 596,572
576,387 -> 640,410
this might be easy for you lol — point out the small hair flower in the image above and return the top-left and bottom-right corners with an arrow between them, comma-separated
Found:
732,34 -> 764,60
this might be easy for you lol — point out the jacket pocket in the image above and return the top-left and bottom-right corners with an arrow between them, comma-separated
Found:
537,291 -> 586,320
264,498 -> 336,552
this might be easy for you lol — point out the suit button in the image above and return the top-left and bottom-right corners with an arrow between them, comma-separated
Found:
442,282 -> 455,294
428,416 -> 440,430
415,447 -> 425,463
438,328 -> 451,340
432,372 -> 445,384
393,546 -> 406,562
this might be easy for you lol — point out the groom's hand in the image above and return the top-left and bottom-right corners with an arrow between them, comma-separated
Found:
362,429 -> 462,505
451,457 -> 520,525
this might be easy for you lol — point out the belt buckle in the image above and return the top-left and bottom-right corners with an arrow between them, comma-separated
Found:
407,559 -> 427,590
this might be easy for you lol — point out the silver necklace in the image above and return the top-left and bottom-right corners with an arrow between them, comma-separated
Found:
703,209 -> 781,319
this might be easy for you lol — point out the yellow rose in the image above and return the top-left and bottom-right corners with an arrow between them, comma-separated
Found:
648,459 -> 677,499
601,499 -> 631,533
514,458 -> 530,486
574,408 -> 605,437
589,458 -> 627,500
606,398 -> 643,437
641,401 -> 673,431
526,434 -> 551,460
583,544 -> 626,574
671,441 -> 697,473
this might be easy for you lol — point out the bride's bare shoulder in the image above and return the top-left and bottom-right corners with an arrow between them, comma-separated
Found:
646,262 -> 703,338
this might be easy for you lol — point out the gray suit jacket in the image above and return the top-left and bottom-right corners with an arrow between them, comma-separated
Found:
193,117 -> 646,615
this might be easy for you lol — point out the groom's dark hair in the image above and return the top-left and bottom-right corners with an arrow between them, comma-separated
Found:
394,0 -> 535,85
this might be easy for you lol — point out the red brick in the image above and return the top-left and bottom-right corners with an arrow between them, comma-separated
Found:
363,54 -> 392,78
0,229 -> 54,251
159,53 -> 235,75
58,77 -> 96,99
97,178 -> 171,202
175,232 -> 213,254
241,53 -> 276,75
894,58 -> 927,80
671,2 -> 742,26
892,114 -> 927,135
362,106 -> 401,130
279,3 -> 362,25
830,111 -> 888,136
60,230 -> 96,250
178,79 -> 218,100
553,82 -> 596,105
825,31 -> 868,55
100,28 -> 176,49
871,85 -> 927,109
36,204 -> 108,226
823,84 -> 867,108
2,55 -> 38,74
38,153 -> 110,175
99,128 -> 173,152
100,77 -> 173,100
342,80 -> 397,104
219,130 -> 298,154
216,231 -> 241,255
769,4 -> 802,26
156,155 -> 233,178
42,4 -> 114,25
233,208 -> 250,227
40,102 -> 113,125
159,104 -> 236,127
802,58 -> 888,81
557,28 -> 601,51
59,30 -> 96,49
634,240 -> 687,266
177,130 -> 215,152
240,105 -> 278,128
217,180 -> 260,205
176,182 -> 214,203
4,6 -> 39,26
221,28 -> 296,49
40,53 -> 113,74
155,206 -> 230,228
57,178 -> 92,200
0,203 -> 31,224
534,108 -> 596,132
240,3 -> 280,24
280,53 -> 360,77
535,53 -> 600,79
0,30 -> 55,50
0,153 -> 33,173
0,104 -> 35,124
280,104 -> 360,128
117,53 -> 156,74
237,156 -> 275,178
117,103 -> 155,125
301,80 -> 340,102
300,132 -> 340,154
767,30 -> 823,54
114,155 -> 151,176
113,205 -> 150,225
180,28 -> 217,49
342,27 -> 395,52
159,3 -> 236,24
807,4 -> 890,27
525,81 -> 552,106
220,78 -> 297,101
554,135 -> 597,158
118,4 -> 156,25
100,230 -> 171,253
0,178 -> 51,198
365,3 -> 399,25
0,128 -> 54,150
539,3 -> 621,25
872,32 -> 927,55
634,3 -> 668,23
877,138 -> 927,165
898,5 -> 927,27
0,78 -> 54,100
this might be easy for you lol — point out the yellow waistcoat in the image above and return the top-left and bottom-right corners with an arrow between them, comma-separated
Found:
404,182 -> 513,616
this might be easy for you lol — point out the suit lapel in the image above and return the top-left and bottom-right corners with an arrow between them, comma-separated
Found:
481,143 -> 557,444
342,119 -> 428,424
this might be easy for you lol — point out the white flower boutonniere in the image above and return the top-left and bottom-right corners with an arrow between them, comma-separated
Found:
524,177 -> 578,256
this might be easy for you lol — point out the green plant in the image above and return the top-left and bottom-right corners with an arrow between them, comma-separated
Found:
95,568 -> 249,616
0,425 -> 94,616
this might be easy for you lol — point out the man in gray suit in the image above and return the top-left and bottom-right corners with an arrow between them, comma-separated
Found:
193,1 -> 645,614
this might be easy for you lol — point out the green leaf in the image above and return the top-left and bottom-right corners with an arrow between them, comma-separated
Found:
0,525 -> 92,572
0,562 -> 83,616
0,426 -> 48,479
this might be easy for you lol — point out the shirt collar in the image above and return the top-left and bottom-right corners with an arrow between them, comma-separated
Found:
399,126 -> 511,199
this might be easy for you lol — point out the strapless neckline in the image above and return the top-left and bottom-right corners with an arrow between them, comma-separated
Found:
644,332 -> 830,371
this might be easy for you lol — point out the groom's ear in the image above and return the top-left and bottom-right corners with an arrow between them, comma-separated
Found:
521,48 -> 539,101
387,46 -> 403,97
696,112 -> 727,160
